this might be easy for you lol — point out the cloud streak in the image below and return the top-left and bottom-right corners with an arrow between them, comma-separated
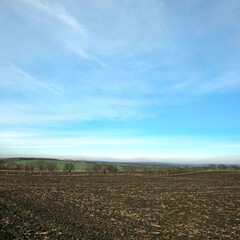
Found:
1,130 -> 240,163
19,0 -> 86,36
0,66 -> 61,94
0,1 -> 240,162
18,0 -> 105,65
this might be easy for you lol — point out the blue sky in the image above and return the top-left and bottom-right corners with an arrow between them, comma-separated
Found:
0,0 -> 240,163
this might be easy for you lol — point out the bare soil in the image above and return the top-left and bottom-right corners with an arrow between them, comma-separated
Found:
1,171 -> 240,239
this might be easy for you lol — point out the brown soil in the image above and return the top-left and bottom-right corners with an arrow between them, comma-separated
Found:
1,171 -> 240,239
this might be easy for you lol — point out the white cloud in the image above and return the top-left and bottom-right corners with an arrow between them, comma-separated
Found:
17,0 -> 105,65
0,0 -> 240,164
0,131 -> 34,138
1,131 -> 240,162
8,0 -> 240,102
0,66 -> 61,94
19,0 -> 86,36
0,94 -> 150,126
1,129 -> 239,149
82,0 -> 165,54
168,70 -> 240,96
199,71 -> 240,93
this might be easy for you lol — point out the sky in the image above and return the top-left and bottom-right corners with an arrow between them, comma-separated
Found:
0,0 -> 240,164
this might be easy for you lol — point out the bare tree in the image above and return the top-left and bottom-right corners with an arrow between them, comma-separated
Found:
92,164 -> 103,173
24,162 -> 35,175
36,161 -> 46,174
106,164 -> 119,173
46,162 -> 58,175
64,162 -> 75,175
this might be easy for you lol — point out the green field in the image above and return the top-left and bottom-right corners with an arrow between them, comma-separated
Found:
11,159 -> 114,171
1,158 -> 239,175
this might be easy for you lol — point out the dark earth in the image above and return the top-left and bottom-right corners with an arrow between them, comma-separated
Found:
1,171 -> 240,239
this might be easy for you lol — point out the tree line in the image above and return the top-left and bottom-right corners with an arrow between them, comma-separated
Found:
0,160 -> 76,175
0,159 -> 239,175
0,160 -> 120,175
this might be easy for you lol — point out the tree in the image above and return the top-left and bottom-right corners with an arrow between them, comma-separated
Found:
209,164 -> 217,170
15,164 -> 24,171
231,165 -> 239,170
36,160 -> 46,174
218,164 -> 227,170
64,162 -> 75,175
24,162 -> 35,174
123,165 -> 137,174
46,162 -> 58,175
106,164 -> 119,173
92,164 -> 103,173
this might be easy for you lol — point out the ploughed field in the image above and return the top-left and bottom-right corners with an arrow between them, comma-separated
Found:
1,172 -> 240,239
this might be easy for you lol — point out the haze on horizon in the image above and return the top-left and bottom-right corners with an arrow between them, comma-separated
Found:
0,0 -> 240,164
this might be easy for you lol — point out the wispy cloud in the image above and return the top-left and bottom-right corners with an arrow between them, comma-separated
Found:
19,0 -> 86,36
1,1 -> 240,162
0,99 -> 148,126
17,0 -> 105,65
168,70 -> 240,96
198,71 -> 240,93
1,130 -> 240,162
0,66 -> 61,94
